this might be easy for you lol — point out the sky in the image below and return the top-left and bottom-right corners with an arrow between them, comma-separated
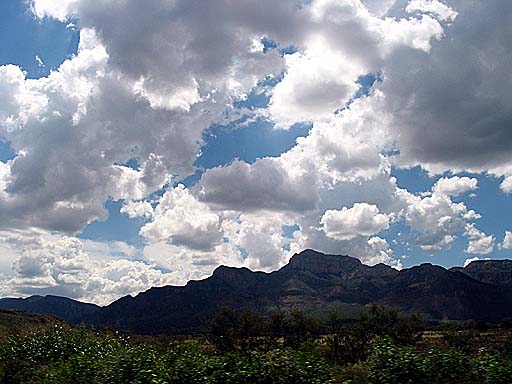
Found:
1,0 -> 512,305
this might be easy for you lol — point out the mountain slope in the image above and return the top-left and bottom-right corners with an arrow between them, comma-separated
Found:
0,295 -> 100,324
383,263 -> 512,321
452,259 -> 512,286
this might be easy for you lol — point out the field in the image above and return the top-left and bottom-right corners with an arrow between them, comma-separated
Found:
2,306 -> 512,383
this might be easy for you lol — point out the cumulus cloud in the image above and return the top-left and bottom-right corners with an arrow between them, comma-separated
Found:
0,0 -> 293,233
197,92 -> 391,216
401,176 -> 480,252
368,236 -> 401,269
189,92 -> 405,269
502,231 -> 512,250
321,203 -> 390,240
138,184 -> 223,251
0,229 -> 179,305
269,0 -> 447,127
269,38 -> 362,127
142,240 -> 244,283
197,158 -> 318,212
0,30 -> 180,232
465,224 -> 495,255
381,0 -> 512,174
432,176 -> 478,197
120,200 -> 154,219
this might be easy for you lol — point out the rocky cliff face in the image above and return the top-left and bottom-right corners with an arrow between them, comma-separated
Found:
283,249 -> 364,275
210,265 -> 264,289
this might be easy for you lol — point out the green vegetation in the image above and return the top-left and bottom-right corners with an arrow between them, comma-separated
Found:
2,305 -> 512,383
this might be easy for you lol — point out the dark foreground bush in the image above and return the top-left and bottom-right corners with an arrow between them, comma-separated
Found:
3,323 -> 512,383
367,337 -> 512,384
0,328 -> 334,384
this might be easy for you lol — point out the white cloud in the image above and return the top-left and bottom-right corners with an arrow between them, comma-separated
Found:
30,0 -> 80,21
142,240 -> 244,285
197,158 -> 318,212
269,0 -> 447,128
501,230 -> 512,250
0,1 -> 292,233
229,212 -> 296,270
400,176 -> 481,252
500,176 -> 512,194
81,239 -> 139,260
120,200 -> 154,219
269,38 -> 362,127
139,184 -> 223,250
406,0 -> 458,22
0,243 -> 17,277
463,256 -> 480,268
35,55 -> 45,68
321,203 -> 390,240
0,229 -> 179,305
84,259 -> 174,306
280,95 -> 389,184
465,224 -> 495,255
367,236 -> 400,268
432,176 -> 478,197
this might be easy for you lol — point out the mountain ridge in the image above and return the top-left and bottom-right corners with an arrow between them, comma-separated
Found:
2,249 -> 512,332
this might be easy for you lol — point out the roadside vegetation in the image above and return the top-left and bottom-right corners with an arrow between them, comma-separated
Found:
2,305 -> 512,383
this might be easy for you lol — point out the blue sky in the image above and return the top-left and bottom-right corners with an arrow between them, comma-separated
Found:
0,0 -> 78,79
1,0 -> 511,304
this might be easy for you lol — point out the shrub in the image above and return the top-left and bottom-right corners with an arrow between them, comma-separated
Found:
471,351 -> 512,384
367,338 -> 428,384
427,348 -> 471,384
0,328 -> 335,384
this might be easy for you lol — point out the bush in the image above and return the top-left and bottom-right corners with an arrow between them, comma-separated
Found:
427,348 -> 471,384
0,328 -> 335,384
367,338 -> 427,384
4,317 -> 512,384
324,328 -> 369,365
207,307 -> 322,353
471,351 -> 512,384
358,304 -> 423,346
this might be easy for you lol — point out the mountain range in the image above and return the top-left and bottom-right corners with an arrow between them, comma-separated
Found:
2,249 -> 512,333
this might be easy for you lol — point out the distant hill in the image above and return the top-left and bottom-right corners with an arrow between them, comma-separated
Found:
0,309 -> 66,340
4,250 -> 512,333
0,295 -> 99,324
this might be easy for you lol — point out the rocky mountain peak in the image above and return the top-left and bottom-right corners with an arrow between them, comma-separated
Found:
211,265 -> 259,288
283,249 -> 362,275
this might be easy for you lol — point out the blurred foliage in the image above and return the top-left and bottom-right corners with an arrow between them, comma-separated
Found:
2,306 -> 512,383
0,326 -> 334,384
